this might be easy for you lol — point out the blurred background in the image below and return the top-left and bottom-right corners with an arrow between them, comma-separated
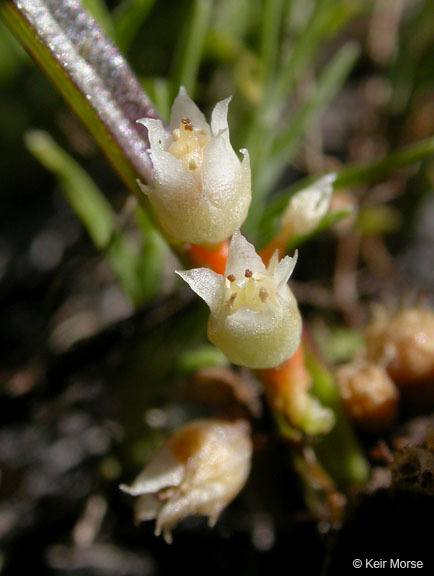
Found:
0,0 -> 433,574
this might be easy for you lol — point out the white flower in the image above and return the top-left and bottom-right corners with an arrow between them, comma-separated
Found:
137,87 -> 251,245
282,174 -> 336,237
176,230 -> 302,369
120,419 -> 252,542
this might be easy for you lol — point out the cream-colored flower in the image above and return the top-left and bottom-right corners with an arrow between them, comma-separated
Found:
281,174 -> 336,237
365,306 -> 434,389
177,230 -> 301,369
137,87 -> 251,245
336,360 -> 399,431
120,419 -> 252,542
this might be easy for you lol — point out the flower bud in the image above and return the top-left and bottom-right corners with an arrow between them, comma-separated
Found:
281,174 -> 336,237
336,360 -> 399,431
138,87 -> 251,245
177,230 -> 302,369
365,307 -> 434,395
120,419 -> 252,542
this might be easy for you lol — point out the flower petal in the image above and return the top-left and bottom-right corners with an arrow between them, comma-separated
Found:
201,130 -> 240,209
156,483 -> 227,535
135,494 -> 161,522
272,250 -> 298,289
137,117 -> 168,150
170,86 -> 210,133
149,148 -> 198,206
119,445 -> 184,496
239,148 -> 251,188
225,230 -> 266,278
176,268 -> 225,312
210,97 -> 231,136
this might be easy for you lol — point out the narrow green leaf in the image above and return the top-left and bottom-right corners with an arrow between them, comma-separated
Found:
171,0 -> 213,98
26,130 -> 116,249
0,19 -> 27,81
25,130 -> 150,305
334,136 -> 434,188
272,0 -> 333,107
245,42 -> 359,236
260,135 -> 434,245
285,208 -> 354,251
264,42 -> 360,194
113,0 -> 155,53
141,76 -> 171,122
259,0 -> 285,87
174,345 -> 228,375
135,205 -> 167,301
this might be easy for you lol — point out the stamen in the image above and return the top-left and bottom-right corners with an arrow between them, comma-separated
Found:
181,118 -> 193,132
226,293 -> 237,307
259,287 -> 269,303
244,269 -> 253,278
227,274 -> 235,282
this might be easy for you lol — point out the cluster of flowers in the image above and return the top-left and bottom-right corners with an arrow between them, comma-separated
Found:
336,306 -> 434,431
122,88 -> 335,540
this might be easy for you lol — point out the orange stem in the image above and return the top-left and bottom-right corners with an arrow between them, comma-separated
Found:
187,240 -> 229,275
258,345 -> 310,415
258,232 -> 287,264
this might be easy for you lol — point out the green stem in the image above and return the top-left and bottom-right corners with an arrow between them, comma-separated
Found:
303,338 -> 369,489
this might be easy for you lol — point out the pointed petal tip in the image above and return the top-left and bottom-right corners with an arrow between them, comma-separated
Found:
171,86 -> 209,132
119,483 -> 135,495
226,229 -> 266,276
211,96 -> 232,136
137,179 -> 151,195
324,172 -> 337,184
175,268 -> 224,311
136,117 -> 152,128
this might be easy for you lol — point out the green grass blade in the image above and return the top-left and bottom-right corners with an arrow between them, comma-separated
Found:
171,0 -> 213,98
266,42 -> 360,191
25,130 -> 151,305
260,135 -> 434,245
245,42 -> 359,236
113,0 -> 155,53
259,0 -> 285,88
285,208 -> 354,251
